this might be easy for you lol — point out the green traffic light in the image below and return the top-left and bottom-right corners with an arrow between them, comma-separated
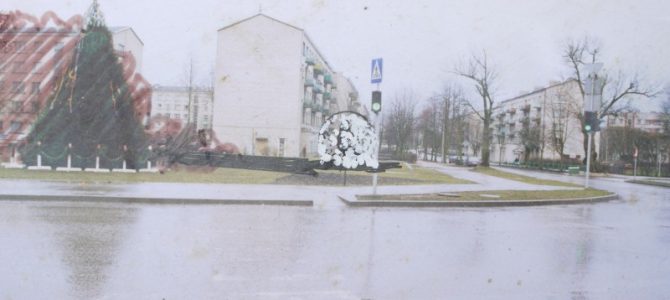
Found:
585,125 -> 591,132
372,102 -> 381,112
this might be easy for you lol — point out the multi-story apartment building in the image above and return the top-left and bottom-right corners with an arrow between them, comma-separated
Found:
151,85 -> 214,130
488,80 -> 593,163
0,8 -> 150,164
109,26 -> 144,73
605,111 -> 666,134
212,14 -> 363,157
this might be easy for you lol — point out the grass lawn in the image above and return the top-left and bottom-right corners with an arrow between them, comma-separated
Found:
0,163 -> 470,185
317,163 -> 473,185
0,167 -> 286,184
358,188 -> 611,201
472,167 -> 579,187
626,179 -> 670,188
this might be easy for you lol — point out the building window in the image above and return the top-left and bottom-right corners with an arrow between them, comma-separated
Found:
279,138 -> 286,157
12,101 -> 22,112
32,101 -> 40,113
9,121 -> 21,133
13,61 -> 25,73
15,41 -> 26,52
32,61 -> 43,74
33,41 -> 43,52
12,82 -> 24,94
31,82 -> 40,94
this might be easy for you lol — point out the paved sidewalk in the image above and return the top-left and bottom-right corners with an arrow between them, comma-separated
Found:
0,162 -> 584,206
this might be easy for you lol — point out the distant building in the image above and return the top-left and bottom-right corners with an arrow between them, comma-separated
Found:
151,85 -> 213,130
109,26 -> 144,73
467,80 -> 595,163
605,111 -> 665,134
0,9 -> 149,164
212,14 -> 364,157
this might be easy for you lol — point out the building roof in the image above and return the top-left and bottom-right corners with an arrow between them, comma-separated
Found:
217,13 -> 335,72
108,26 -> 144,46
499,79 -> 578,105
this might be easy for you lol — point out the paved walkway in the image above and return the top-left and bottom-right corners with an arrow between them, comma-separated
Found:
0,161 -> 585,206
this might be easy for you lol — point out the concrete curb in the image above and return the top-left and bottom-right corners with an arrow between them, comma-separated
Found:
0,194 -> 313,206
338,193 -> 618,207
625,180 -> 670,188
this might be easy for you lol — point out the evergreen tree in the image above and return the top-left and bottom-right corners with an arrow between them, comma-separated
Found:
21,5 -> 147,169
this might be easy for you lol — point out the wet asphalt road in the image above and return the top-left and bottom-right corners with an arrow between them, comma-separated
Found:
0,173 -> 668,299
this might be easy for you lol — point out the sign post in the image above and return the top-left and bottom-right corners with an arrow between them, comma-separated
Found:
371,58 -> 383,195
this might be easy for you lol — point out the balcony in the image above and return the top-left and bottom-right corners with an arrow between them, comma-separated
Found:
522,104 -> 531,113
324,74 -> 332,84
305,57 -> 315,65
507,108 -> 516,114
313,82 -> 324,94
304,78 -> 314,87
314,64 -> 324,75
323,92 -> 331,100
303,98 -> 313,109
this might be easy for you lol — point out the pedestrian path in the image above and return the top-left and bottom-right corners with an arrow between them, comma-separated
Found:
0,161 -> 585,206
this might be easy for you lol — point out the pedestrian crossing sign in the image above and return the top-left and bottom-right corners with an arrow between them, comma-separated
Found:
371,58 -> 383,84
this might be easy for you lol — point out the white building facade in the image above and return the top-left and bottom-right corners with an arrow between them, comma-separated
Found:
151,86 -> 214,130
109,26 -> 144,73
212,14 -> 363,157
489,80 -> 593,163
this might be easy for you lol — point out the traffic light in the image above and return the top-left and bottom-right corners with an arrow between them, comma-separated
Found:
584,111 -> 596,132
371,91 -> 382,114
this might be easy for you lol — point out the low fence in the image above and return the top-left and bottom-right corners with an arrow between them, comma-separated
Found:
497,161 -> 582,174
18,147 -> 401,175
178,152 -> 401,175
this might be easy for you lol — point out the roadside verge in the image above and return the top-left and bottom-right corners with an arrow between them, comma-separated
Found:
0,194 -> 313,206
338,193 -> 618,207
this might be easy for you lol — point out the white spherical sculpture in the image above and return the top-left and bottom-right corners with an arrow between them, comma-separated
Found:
318,112 -> 379,169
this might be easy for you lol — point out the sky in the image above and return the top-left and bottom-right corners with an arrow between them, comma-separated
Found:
5,0 -> 670,111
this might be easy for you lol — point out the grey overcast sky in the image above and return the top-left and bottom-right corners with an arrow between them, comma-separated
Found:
6,0 -> 670,110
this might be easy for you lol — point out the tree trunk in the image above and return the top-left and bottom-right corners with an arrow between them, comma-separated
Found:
481,116 -> 491,167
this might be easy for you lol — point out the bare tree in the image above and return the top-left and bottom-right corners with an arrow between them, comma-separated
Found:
384,91 -> 417,160
455,51 -> 497,167
439,85 -> 467,163
547,84 -> 579,160
563,38 -> 656,163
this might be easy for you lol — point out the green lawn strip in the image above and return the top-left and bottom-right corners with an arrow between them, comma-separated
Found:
0,167 -> 285,184
357,188 -> 611,201
472,167 -> 579,187
317,164 -> 473,185
0,163 -> 471,185
626,179 -> 670,188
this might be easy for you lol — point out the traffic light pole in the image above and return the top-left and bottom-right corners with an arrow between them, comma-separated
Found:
585,132 -> 592,188
372,85 -> 381,196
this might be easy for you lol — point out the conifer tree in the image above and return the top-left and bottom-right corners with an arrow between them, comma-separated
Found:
21,1 -> 147,169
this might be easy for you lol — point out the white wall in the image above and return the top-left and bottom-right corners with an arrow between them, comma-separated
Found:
111,28 -> 143,73
213,15 -> 303,156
